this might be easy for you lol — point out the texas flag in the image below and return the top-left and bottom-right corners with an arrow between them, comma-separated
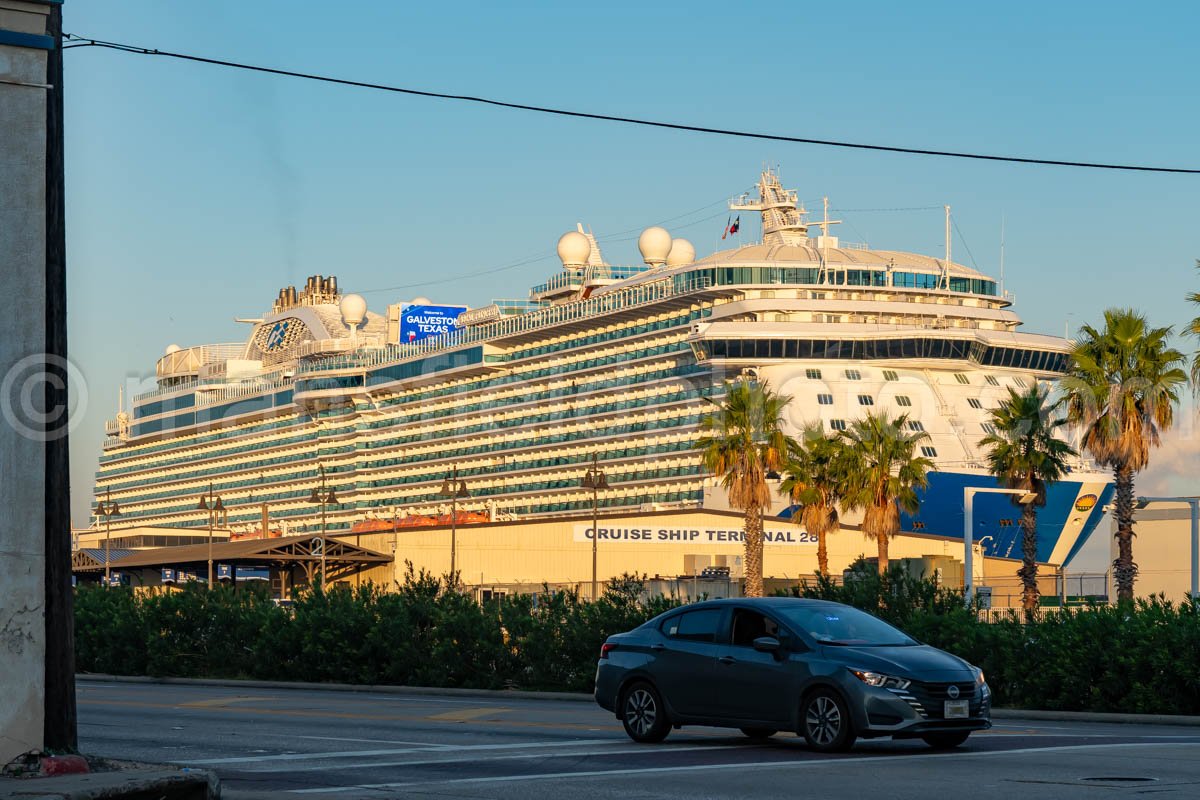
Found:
722,215 -> 741,239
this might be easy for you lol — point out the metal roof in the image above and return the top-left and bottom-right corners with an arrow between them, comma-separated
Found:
87,534 -> 391,571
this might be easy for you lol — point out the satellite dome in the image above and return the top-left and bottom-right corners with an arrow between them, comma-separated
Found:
339,293 -> 368,327
164,344 -> 181,355
411,296 -> 432,307
557,230 -> 591,268
666,238 -> 696,267
638,226 -> 672,266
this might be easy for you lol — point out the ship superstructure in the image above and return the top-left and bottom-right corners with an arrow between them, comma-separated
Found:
96,171 -> 1112,565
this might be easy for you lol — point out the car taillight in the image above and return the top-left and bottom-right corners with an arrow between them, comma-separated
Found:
600,642 -> 617,659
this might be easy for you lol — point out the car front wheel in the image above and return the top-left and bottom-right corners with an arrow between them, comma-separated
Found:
621,682 -> 671,743
800,689 -> 856,752
921,731 -> 971,749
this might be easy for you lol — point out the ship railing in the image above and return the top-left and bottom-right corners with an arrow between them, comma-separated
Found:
296,275 -> 712,376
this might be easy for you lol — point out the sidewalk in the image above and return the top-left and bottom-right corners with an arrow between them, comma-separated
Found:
0,759 -> 218,800
78,673 -> 1200,727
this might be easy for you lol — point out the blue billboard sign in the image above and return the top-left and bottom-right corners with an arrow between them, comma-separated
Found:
399,303 -> 466,344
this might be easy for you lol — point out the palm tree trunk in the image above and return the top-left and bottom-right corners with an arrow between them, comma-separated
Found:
1017,503 -> 1040,614
744,505 -> 764,598
1112,464 -> 1138,603
817,528 -> 829,577
876,506 -> 889,576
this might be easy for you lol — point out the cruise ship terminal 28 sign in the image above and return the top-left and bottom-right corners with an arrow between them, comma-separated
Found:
574,524 -> 816,545
399,303 -> 467,343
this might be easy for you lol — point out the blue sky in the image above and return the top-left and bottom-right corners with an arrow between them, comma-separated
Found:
65,1 -> 1200,556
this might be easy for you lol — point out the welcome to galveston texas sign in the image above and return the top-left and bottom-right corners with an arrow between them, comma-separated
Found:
573,524 -> 816,545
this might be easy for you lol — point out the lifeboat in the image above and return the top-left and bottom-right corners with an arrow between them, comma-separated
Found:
350,510 -> 490,533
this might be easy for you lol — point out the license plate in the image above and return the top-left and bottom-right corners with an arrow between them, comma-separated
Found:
944,700 -> 969,719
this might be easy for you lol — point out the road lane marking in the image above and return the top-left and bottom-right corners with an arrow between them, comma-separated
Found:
296,735 -> 447,746
287,741 -> 1200,794
180,696 -> 277,708
241,743 -> 755,773
188,738 -> 612,765
427,706 -> 511,722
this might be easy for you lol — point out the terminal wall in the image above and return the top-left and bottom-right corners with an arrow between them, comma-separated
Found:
349,510 -> 987,597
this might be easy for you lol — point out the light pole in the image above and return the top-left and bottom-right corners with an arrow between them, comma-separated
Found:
581,453 -> 609,600
308,465 -> 338,588
437,466 -> 470,584
197,484 -> 226,589
963,487 -> 1036,606
1136,496 -> 1200,600
96,489 -> 120,587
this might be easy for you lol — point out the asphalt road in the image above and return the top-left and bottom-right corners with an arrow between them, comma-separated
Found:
77,680 -> 1200,799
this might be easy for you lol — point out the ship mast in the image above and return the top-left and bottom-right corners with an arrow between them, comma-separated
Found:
730,169 -> 811,246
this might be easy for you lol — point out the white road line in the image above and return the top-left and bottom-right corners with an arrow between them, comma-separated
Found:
244,743 -> 752,773
288,741 -> 1200,794
189,738 -> 612,765
295,735 -> 449,747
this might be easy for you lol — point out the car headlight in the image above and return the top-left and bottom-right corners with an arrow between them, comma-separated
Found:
849,669 -> 910,691
971,666 -> 986,686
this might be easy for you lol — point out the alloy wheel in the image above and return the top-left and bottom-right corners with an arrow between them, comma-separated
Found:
625,688 -> 657,737
805,695 -> 842,745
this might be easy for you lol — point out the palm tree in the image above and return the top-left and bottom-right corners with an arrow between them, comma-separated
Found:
779,423 -> 852,577
980,383 -> 1077,612
698,379 -> 792,597
841,411 -> 933,575
1184,260 -> 1200,384
1064,309 -> 1186,603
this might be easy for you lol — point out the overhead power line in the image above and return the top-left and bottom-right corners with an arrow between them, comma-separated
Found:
63,35 -> 1200,176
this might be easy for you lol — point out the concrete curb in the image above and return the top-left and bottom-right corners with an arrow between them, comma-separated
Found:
79,674 -> 1200,725
77,672 -> 593,703
0,768 -> 218,799
991,708 -> 1200,727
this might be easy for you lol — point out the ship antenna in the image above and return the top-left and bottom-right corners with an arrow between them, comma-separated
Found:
999,212 -> 1006,298
943,205 -> 952,290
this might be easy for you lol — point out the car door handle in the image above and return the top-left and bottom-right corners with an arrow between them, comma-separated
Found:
718,656 -> 736,665
650,644 -> 665,652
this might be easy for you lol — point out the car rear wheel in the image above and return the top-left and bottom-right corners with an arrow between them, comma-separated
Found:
621,682 -> 671,743
740,728 -> 777,739
800,689 -> 856,752
921,731 -> 971,749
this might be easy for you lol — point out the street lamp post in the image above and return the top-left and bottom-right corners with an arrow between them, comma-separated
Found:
963,487 -> 1036,606
437,466 -> 470,584
95,489 -> 121,587
1136,496 -> 1200,600
580,453 -> 609,600
308,465 -> 338,588
197,483 -> 226,589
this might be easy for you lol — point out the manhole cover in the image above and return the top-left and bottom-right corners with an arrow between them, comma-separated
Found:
1081,777 -> 1157,783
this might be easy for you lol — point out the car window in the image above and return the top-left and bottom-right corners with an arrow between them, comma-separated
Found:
776,605 -> 915,646
730,609 -> 780,647
662,609 -> 722,642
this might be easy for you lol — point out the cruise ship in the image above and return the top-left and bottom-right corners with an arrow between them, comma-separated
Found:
95,170 -> 1112,566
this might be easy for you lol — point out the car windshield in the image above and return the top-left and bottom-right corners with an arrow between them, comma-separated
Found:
776,605 -> 916,646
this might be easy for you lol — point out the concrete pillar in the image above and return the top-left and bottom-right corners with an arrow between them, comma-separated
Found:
0,0 -> 55,766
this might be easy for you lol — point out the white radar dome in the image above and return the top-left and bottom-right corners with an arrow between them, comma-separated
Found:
411,296 -> 432,307
638,226 -> 672,266
556,230 -> 591,268
339,293 -> 368,326
666,238 -> 696,267
164,344 -> 181,355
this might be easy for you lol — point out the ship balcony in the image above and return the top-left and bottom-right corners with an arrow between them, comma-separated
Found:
104,418 -> 121,435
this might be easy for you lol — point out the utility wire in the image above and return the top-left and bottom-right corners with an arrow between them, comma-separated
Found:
63,35 -> 1200,176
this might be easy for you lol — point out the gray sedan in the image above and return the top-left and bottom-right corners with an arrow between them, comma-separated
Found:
594,597 -> 991,751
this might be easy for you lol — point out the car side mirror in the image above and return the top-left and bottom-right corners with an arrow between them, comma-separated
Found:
752,636 -> 780,653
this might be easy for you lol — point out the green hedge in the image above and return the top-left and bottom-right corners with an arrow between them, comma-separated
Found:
74,566 -> 1200,713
